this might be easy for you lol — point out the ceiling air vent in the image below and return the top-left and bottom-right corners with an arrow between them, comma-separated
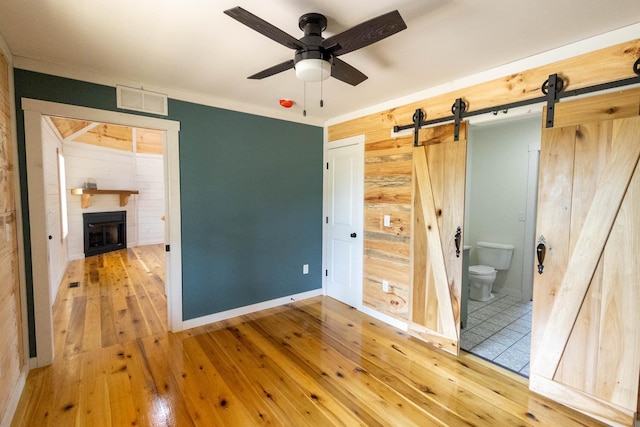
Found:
116,85 -> 168,116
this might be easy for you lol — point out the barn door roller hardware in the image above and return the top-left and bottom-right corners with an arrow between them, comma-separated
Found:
542,73 -> 564,128
393,58 -> 640,146
411,108 -> 424,147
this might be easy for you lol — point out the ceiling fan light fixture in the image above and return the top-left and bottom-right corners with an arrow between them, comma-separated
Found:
295,58 -> 331,82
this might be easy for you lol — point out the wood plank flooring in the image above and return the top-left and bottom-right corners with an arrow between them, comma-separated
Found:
52,244 -> 167,358
12,245 -> 604,426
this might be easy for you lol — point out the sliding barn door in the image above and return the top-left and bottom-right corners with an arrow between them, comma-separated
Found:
409,122 -> 466,355
530,88 -> 640,427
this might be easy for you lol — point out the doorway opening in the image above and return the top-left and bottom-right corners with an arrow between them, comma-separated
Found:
23,99 -> 182,366
42,113 -> 172,357
460,113 -> 541,377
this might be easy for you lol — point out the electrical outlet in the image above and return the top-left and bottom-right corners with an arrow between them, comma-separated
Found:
382,280 -> 389,293
303,264 -> 309,275
383,215 -> 391,227
5,223 -> 10,242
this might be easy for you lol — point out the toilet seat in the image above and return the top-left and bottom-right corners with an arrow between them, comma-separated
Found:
469,265 -> 495,275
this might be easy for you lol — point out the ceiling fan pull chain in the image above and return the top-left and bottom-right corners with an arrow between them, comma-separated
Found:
320,77 -> 324,108
303,81 -> 307,117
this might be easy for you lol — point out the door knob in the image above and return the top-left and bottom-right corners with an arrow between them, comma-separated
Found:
48,235 -> 53,240
350,232 -> 357,238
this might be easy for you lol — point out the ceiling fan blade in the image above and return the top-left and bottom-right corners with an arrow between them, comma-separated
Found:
224,7 -> 307,50
248,59 -> 295,79
331,58 -> 368,86
323,10 -> 406,57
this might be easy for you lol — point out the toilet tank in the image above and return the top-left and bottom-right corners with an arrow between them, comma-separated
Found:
476,241 -> 514,270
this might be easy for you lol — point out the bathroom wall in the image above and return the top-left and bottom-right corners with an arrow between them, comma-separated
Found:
465,116 -> 541,298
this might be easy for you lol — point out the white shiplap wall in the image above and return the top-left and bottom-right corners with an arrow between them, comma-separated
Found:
136,153 -> 165,246
64,140 -> 164,260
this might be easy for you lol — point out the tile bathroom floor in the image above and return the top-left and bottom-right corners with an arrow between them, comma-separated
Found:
461,292 -> 532,377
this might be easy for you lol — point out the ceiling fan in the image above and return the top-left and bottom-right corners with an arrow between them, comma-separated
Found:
224,6 -> 407,86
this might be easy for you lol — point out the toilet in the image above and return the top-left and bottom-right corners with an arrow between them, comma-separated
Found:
468,241 -> 514,302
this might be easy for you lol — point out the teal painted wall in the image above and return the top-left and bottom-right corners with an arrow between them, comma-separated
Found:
14,70 -> 323,355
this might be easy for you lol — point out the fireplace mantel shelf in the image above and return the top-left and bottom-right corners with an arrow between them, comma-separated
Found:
70,188 -> 139,208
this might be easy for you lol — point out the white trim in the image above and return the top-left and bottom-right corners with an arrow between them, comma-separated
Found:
359,305 -> 409,332
325,23 -> 640,126
22,98 -> 183,366
24,108 -> 55,366
182,289 -> 323,330
494,287 -> 523,300
523,145 -> 540,302
163,125 -> 183,332
326,134 -> 364,149
28,357 -> 38,369
22,99 -> 180,131
0,369 -> 27,427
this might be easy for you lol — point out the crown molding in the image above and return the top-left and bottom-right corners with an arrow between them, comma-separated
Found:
12,56 -> 325,127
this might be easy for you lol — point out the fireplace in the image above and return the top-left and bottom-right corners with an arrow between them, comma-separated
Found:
83,211 -> 127,257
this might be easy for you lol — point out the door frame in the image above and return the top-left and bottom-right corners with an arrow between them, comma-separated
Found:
23,98 -> 183,366
322,134 -> 364,309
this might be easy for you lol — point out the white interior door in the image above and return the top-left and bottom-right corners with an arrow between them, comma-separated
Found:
42,119 -> 68,306
325,136 -> 364,308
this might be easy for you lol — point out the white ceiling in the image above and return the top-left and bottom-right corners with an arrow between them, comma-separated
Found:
0,0 -> 638,124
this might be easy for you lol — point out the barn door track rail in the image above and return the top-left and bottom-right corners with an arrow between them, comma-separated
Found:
395,58 -> 640,146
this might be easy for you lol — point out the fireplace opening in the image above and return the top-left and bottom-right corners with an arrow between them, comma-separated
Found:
83,211 -> 127,257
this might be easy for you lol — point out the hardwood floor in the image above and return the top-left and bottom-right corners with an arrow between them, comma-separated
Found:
12,246 -> 604,426
50,244 -> 167,359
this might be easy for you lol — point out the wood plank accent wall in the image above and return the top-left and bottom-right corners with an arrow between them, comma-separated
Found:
0,51 -> 25,424
327,39 -> 640,322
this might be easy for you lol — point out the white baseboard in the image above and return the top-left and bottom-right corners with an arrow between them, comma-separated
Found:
494,287 -> 524,300
68,252 -> 84,261
28,357 -> 38,369
136,239 -> 164,247
0,368 -> 27,427
358,304 -> 409,332
182,288 -> 323,330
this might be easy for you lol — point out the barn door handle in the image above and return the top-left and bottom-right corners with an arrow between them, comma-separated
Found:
536,235 -> 546,274
454,227 -> 462,258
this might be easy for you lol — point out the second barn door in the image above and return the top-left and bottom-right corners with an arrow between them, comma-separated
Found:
409,122 -> 467,355
530,88 -> 640,427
